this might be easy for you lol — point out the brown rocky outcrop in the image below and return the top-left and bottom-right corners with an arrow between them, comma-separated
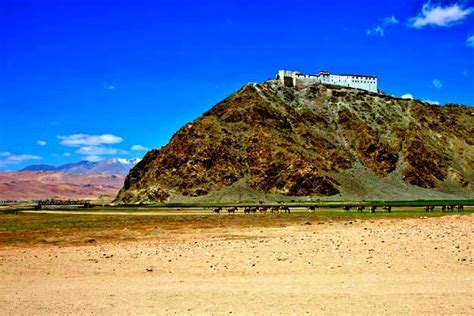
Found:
116,82 -> 473,203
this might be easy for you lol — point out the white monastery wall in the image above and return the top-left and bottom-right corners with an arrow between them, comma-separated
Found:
277,70 -> 378,93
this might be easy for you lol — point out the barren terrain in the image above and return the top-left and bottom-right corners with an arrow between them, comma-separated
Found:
117,83 -> 474,204
0,171 -> 125,200
0,210 -> 472,314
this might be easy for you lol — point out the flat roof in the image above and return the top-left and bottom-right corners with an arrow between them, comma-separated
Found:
280,70 -> 378,79
334,74 -> 377,79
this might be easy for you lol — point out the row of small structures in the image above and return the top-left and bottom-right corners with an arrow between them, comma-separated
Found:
0,200 -> 18,204
211,205 -> 466,214
33,199 -> 91,209
2,199 -> 467,213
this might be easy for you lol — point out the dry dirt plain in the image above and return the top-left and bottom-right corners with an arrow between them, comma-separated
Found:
0,210 -> 472,315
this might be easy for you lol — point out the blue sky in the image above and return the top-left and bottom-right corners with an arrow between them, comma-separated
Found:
0,0 -> 473,170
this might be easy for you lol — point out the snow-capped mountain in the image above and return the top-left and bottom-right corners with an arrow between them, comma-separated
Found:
22,158 -> 141,175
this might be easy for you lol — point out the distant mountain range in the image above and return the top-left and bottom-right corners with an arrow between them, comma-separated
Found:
22,158 -> 141,175
0,171 -> 125,201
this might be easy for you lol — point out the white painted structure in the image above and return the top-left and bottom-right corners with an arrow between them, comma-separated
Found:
277,70 -> 378,93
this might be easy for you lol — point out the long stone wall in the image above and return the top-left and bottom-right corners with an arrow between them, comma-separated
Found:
277,70 -> 378,93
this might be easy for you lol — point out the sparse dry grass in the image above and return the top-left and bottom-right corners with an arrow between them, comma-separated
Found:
1,207 -> 472,247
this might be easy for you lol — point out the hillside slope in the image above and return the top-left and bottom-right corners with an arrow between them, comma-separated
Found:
0,171 -> 125,200
116,82 -> 474,203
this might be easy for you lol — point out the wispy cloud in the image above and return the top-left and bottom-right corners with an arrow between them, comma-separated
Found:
103,82 -> 116,90
0,152 -> 42,167
76,146 -> 126,156
409,2 -> 473,28
401,93 -> 414,100
367,26 -> 385,37
84,155 -> 103,162
367,15 -> 399,37
467,35 -> 474,47
130,144 -> 150,151
74,146 -> 128,162
423,99 -> 440,105
63,152 -> 71,157
58,134 -> 123,147
36,140 -> 47,146
432,79 -> 443,89
58,133 -> 126,162
384,16 -> 399,25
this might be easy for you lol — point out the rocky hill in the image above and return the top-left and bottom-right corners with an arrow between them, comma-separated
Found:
116,81 -> 473,204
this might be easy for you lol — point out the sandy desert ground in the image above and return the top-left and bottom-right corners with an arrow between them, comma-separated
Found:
0,171 -> 124,200
0,213 -> 472,315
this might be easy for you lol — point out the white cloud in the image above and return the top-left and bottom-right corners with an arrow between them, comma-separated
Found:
367,26 -> 384,36
384,16 -> 399,25
75,146 -> 127,156
409,2 -> 473,28
422,99 -> 440,105
130,144 -> 150,151
401,93 -> 414,100
58,133 -> 128,162
466,35 -> 474,47
84,155 -> 103,162
367,15 -> 399,37
74,146 -> 128,163
103,82 -> 116,90
6,154 -> 42,162
36,140 -> 47,146
58,133 -> 123,147
432,79 -> 443,89
0,153 -> 42,167
63,152 -> 71,157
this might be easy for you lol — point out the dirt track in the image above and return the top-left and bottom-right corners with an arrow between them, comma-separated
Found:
0,214 -> 472,314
